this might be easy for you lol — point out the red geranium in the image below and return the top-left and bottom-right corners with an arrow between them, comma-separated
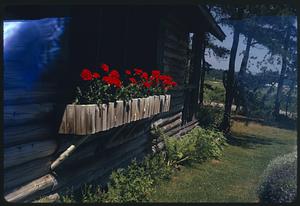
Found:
102,76 -> 122,88
141,72 -> 148,80
129,77 -> 137,84
109,70 -> 120,79
159,75 -> 172,82
151,70 -> 160,78
101,63 -> 109,72
125,70 -> 131,75
143,82 -> 151,88
93,72 -> 100,79
81,68 -> 93,81
134,68 -> 143,75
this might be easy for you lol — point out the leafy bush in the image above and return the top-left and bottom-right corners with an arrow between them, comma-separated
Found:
192,127 -> 227,161
163,127 -> 227,166
196,105 -> 224,129
257,151 -> 297,203
81,184 -> 104,203
104,159 -> 154,203
141,153 -> 172,183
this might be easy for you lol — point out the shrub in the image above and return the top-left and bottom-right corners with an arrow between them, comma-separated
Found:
141,153 -> 172,183
81,184 -> 104,203
257,151 -> 297,203
103,159 -> 154,202
196,105 -> 224,129
163,127 -> 227,166
191,127 -> 227,162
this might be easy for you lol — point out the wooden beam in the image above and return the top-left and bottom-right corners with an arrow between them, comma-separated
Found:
4,174 -> 57,203
4,157 -> 52,191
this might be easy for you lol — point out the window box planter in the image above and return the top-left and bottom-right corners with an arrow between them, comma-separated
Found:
59,94 -> 171,135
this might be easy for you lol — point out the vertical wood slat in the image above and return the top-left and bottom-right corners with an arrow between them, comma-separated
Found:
159,95 -> 165,113
154,95 -> 160,114
58,95 -> 171,135
123,100 -> 131,124
95,106 -> 102,132
101,104 -> 108,131
144,97 -> 150,119
107,102 -> 115,130
115,100 -> 124,127
138,98 -> 145,119
130,99 -> 138,122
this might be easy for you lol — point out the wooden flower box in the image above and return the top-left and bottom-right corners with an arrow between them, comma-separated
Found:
59,95 -> 171,135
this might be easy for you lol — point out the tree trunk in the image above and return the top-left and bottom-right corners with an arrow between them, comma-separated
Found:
273,26 -> 291,119
235,35 -> 253,115
199,35 -> 207,105
221,24 -> 240,134
285,77 -> 296,117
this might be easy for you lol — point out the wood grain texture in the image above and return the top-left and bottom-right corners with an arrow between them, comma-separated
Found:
4,140 -> 57,169
4,103 -> 55,127
4,157 -> 52,191
115,101 -> 124,127
58,96 -> 171,135
4,123 -> 52,147
4,174 -> 57,203
132,99 -> 140,122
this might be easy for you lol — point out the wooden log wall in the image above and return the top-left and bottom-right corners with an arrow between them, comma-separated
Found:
159,13 -> 189,113
3,18 -> 68,198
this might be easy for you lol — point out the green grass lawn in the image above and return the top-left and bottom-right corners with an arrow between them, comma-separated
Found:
149,120 -> 297,203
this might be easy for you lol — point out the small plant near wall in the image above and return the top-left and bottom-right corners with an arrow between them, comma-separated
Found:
75,63 -> 177,105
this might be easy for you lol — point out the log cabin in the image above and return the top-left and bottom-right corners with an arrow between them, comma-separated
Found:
3,5 -> 225,202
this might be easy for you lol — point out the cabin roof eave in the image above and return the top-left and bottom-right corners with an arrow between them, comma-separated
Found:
197,5 -> 226,41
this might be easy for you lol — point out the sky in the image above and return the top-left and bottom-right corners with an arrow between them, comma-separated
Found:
205,16 -> 297,74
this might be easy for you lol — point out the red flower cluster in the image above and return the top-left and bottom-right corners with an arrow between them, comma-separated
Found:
79,64 -> 177,98
102,76 -> 122,88
101,63 -> 109,72
81,68 -> 101,81
102,69 -> 122,88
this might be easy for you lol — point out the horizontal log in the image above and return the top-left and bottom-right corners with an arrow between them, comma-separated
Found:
170,104 -> 184,113
171,98 -> 185,106
4,174 -> 57,203
4,123 -> 53,147
4,140 -> 57,169
160,118 -> 182,134
33,193 -> 60,203
4,103 -> 55,127
164,43 -> 187,56
178,121 -> 199,137
152,111 -> 182,128
4,156 -> 52,191
57,129 -> 147,168
163,55 -> 186,67
164,37 -> 188,51
165,31 -> 188,48
166,125 -> 182,137
164,50 -> 186,62
163,61 -> 187,72
53,138 -> 149,192
4,88 -> 56,105
168,91 -> 184,99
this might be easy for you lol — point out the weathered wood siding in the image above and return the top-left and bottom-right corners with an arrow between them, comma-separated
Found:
3,18 -> 69,193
